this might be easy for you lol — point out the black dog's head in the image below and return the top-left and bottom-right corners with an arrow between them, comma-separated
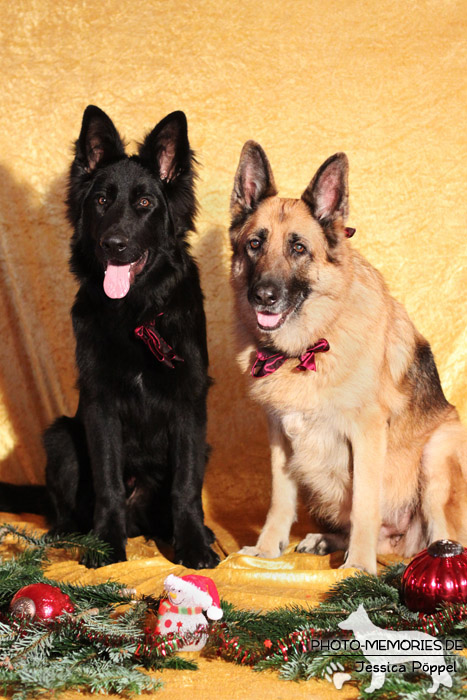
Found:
67,106 -> 197,299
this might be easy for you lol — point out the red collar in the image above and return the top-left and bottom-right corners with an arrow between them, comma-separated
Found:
251,338 -> 330,378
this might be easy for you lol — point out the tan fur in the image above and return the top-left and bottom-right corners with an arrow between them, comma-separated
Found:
230,148 -> 467,574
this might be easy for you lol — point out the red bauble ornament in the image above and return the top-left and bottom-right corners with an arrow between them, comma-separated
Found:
10,583 -> 75,620
401,539 -> 467,613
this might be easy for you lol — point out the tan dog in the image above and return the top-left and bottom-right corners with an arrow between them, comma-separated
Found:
229,142 -> 467,574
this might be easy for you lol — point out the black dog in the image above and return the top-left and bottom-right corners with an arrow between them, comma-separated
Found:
2,106 -> 219,569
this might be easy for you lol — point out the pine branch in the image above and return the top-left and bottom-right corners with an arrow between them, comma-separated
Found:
0,527 -> 164,698
0,560 -> 45,608
0,524 -> 112,568
58,581 -> 137,608
324,569 -> 400,607
0,525 -> 50,550
8,623 -> 56,665
160,656 -> 198,671
7,658 -> 161,697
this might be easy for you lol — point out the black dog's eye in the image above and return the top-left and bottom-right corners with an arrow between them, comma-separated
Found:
292,242 -> 306,255
248,238 -> 262,251
138,198 -> 150,208
97,195 -> 107,206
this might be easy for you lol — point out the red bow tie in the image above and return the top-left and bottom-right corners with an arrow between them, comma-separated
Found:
135,320 -> 183,369
251,338 -> 330,378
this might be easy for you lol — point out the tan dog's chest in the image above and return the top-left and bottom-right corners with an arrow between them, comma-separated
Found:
244,352 -> 360,521
241,344 -> 406,527
280,407 -> 353,523
241,335 -> 383,419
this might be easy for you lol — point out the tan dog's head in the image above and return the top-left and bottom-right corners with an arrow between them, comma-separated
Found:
229,142 -> 351,353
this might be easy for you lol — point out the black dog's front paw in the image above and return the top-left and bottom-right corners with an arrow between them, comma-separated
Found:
81,544 -> 127,568
81,528 -> 127,568
175,542 -> 220,570
203,525 -> 216,545
47,524 -> 126,568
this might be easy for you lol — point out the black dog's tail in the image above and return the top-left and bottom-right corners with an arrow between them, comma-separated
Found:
0,483 -> 51,518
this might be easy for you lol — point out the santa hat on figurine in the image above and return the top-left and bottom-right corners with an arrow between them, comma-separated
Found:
164,574 -> 223,620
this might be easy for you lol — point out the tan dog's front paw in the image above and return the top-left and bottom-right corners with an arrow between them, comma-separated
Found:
297,532 -> 348,555
238,545 -> 282,558
339,560 -> 376,575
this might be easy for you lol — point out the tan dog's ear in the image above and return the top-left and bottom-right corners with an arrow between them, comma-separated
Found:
302,153 -> 349,223
230,141 -> 277,223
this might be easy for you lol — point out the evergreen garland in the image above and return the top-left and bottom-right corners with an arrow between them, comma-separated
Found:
1,525 -> 467,699
0,526 -> 163,697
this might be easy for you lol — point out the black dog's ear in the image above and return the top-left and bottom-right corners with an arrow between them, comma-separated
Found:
139,111 -> 191,182
76,106 -> 125,172
301,153 -> 349,223
230,141 -> 277,222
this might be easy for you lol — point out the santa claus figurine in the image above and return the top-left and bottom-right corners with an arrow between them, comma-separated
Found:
155,574 -> 223,651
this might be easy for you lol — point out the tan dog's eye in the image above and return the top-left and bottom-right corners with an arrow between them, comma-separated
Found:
292,242 -> 306,254
249,238 -> 261,250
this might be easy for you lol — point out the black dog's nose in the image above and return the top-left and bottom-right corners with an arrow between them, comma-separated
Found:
253,283 -> 279,306
100,234 -> 128,256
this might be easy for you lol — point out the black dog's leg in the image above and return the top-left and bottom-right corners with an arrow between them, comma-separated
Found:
81,401 -> 127,564
169,408 -> 219,569
44,416 -> 93,534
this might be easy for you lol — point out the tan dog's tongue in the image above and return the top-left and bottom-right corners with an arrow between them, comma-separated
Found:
257,311 -> 282,328
104,263 -> 131,299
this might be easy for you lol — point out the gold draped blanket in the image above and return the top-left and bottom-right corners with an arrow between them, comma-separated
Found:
0,0 -> 466,697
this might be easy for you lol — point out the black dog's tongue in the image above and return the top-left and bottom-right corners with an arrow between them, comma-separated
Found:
104,263 -> 131,299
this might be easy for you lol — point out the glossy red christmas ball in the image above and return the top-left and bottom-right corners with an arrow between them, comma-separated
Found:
10,583 -> 75,620
401,540 -> 467,614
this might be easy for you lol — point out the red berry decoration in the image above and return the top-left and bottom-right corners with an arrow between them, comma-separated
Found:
10,583 -> 75,620
401,539 -> 467,613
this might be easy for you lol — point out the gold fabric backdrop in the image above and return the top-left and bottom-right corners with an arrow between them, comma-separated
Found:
0,1 -> 465,697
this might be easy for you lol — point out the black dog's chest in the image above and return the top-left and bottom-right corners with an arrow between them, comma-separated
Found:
75,302 -> 179,379
118,364 -> 170,413
110,333 -> 182,400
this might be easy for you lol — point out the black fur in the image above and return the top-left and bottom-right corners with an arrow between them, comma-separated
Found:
408,340 -> 449,415
2,106 -> 219,569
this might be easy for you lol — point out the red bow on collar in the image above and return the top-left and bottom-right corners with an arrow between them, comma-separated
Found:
134,320 -> 183,369
251,338 -> 330,378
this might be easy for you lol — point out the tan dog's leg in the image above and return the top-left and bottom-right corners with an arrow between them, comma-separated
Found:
239,416 -> 296,558
343,412 -> 387,574
422,421 -> 467,542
